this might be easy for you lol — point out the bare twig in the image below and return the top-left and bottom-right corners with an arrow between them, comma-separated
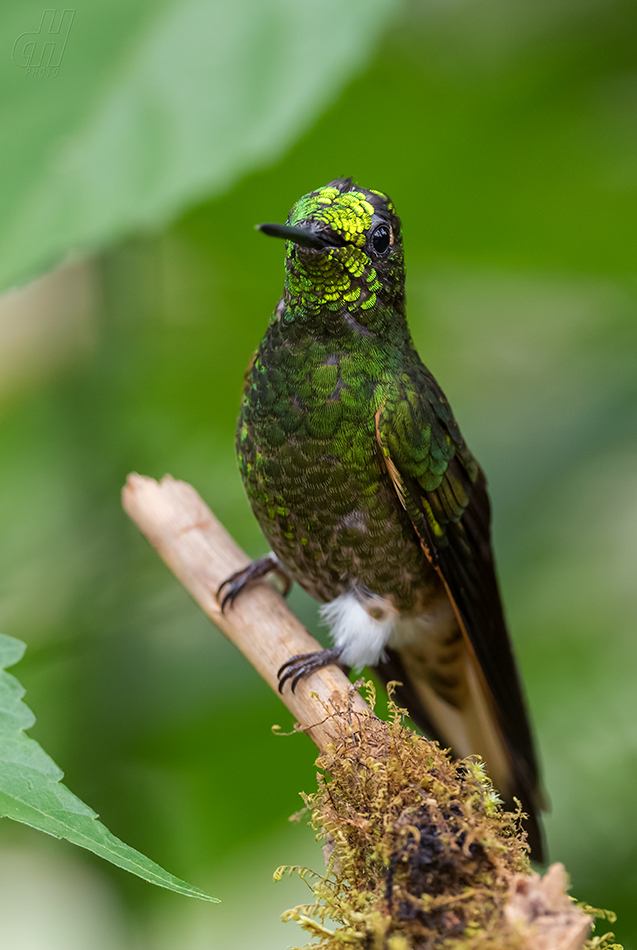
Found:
121,473 -> 369,752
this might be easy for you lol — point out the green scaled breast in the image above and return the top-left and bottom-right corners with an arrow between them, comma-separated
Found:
236,307 -> 435,612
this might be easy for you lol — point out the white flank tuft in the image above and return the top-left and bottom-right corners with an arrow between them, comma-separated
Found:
319,591 -> 396,669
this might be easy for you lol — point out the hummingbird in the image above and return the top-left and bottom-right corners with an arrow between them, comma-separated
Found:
218,178 -> 545,859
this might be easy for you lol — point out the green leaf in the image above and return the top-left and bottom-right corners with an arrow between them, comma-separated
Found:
0,0 -> 395,292
0,633 -> 217,902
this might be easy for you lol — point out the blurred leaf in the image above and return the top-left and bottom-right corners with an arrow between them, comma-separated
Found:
0,0 -> 395,292
0,633 -> 216,902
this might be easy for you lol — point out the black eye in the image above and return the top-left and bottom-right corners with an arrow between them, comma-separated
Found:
370,224 -> 391,256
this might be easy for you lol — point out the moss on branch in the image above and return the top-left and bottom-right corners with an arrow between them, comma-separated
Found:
277,685 -> 618,950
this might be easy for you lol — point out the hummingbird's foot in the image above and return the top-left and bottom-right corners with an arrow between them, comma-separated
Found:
277,648 -> 343,694
217,554 -> 292,613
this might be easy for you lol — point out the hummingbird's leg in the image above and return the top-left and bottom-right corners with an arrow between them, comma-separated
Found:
277,649 -> 346,694
217,553 -> 292,613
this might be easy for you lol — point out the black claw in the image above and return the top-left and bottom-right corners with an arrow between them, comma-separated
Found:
216,555 -> 292,613
280,574 -> 293,599
276,649 -> 342,694
216,575 -> 244,613
277,655 -> 302,676
291,670 -> 307,693
277,655 -> 302,693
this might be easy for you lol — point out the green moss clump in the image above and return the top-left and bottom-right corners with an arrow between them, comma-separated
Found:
581,906 -> 624,950
278,684 -> 532,949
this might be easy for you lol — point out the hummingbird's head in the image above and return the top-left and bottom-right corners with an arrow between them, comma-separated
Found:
258,178 -> 405,331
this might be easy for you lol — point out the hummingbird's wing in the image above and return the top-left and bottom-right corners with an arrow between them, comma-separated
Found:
374,367 -> 544,858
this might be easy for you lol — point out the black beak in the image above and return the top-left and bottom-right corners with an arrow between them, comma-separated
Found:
257,222 -> 326,250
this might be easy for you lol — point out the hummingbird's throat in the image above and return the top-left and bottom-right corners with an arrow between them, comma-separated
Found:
285,243 -> 382,316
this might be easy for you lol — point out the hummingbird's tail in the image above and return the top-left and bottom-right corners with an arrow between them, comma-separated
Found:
375,641 -> 545,862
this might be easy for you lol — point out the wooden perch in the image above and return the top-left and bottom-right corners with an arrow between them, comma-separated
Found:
122,473 -> 596,950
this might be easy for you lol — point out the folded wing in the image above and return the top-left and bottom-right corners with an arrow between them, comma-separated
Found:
374,365 -> 545,860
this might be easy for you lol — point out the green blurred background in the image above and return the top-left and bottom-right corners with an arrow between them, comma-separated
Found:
1,0 -> 636,946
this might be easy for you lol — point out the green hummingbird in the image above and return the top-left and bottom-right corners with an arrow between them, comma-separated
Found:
218,178 -> 545,859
